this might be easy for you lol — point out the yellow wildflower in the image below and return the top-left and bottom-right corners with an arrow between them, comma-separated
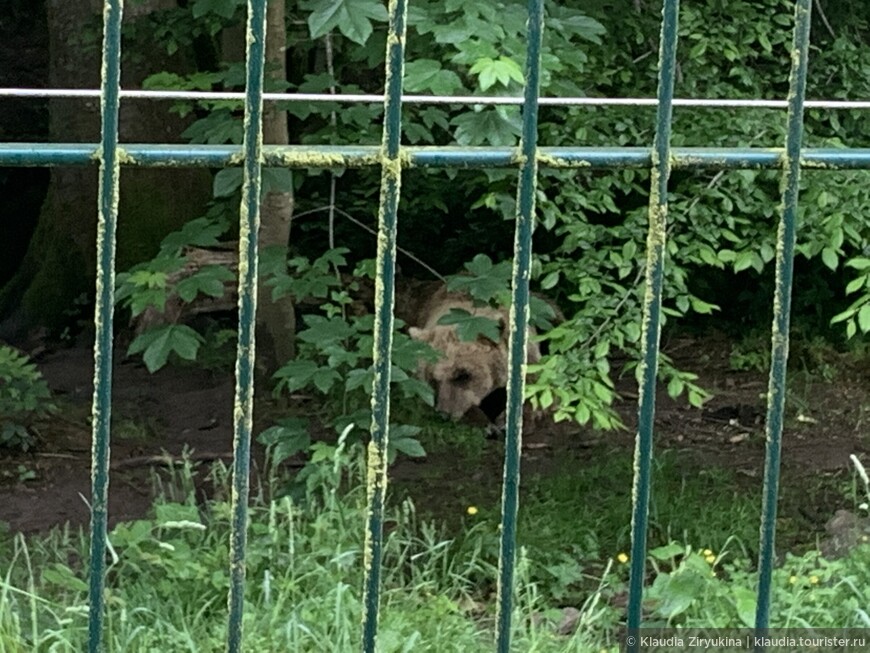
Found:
466,506 -> 478,516
809,575 -> 820,585
617,553 -> 629,564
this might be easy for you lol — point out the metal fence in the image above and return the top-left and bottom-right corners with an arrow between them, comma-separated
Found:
2,0 -> 869,651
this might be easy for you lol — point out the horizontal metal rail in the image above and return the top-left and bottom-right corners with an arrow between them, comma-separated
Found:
2,87 -> 870,110
3,144 -> 870,170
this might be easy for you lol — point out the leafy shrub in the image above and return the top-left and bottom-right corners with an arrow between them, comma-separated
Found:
119,0 -> 870,432
0,345 -> 55,451
262,247 -> 437,466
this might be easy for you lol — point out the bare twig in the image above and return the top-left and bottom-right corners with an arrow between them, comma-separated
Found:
324,32 -> 339,262
814,0 -> 836,40
291,204 -> 446,281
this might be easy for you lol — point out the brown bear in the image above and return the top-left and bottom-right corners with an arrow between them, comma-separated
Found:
407,285 -> 541,421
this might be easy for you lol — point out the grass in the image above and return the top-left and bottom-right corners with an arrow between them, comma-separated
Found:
0,440 -> 868,651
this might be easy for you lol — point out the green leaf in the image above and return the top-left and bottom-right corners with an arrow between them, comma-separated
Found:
304,0 -> 388,45
159,216 -> 230,255
437,309 -> 502,343
390,425 -> 426,460
469,56 -> 523,91
830,307 -> 854,325
733,250 -> 758,272
540,271 -> 560,290
257,418 -> 311,465
42,564 -> 89,593
648,543 -> 685,561
733,586 -> 757,628
529,295 -> 557,329
155,502 -> 201,525
624,322 -> 641,343
175,265 -> 234,303
452,108 -> 522,146
312,367 -> 342,394
667,376 -> 684,398
821,247 -> 838,271
128,326 -> 204,373
845,276 -> 867,295
858,304 -> 870,333
262,168 -> 293,195
297,316 -> 356,345
447,254 -> 512,303
213,168 -> 243,198
345,368 -> 374,394
273,360 -> 321,393
404,60 -> 462,95
689,297 -> 718,314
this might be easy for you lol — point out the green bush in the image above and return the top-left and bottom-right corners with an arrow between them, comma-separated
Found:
117,0 -> 870,432
0,345 -> 55,451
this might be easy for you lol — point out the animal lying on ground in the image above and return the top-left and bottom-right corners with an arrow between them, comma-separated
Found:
407,285 -> 542,422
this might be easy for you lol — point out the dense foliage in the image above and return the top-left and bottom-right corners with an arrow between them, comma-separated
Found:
0,345 -> 54,451
119,0 -> 870,430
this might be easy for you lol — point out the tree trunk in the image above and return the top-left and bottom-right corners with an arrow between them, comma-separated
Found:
0,0 -> 211,337
255,0 -> 296,373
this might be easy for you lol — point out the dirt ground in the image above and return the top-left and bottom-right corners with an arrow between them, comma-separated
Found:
1,333 -> 868,538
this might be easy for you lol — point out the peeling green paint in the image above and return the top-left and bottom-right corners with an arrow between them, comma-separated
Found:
537,152 -> 591,168
115,147 -> 136,165
626,1 -> 679,645
495,2 -> 545,652
7,144 -> 870,170
225,2 -> 268,653
268,150 -> 380,169
379,152 -> 405,180
87,2 -> 124,652
755,0 -> 813,630
361,1 -> 409,651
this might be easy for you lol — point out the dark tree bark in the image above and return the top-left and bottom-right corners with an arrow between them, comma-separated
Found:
223,3 -> 297,373
0,0 -> 211,337
256,0 -> 296,372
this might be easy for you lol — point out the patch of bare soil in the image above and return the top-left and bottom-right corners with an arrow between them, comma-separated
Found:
0,334 -> 868,540
0,346 -> 237,532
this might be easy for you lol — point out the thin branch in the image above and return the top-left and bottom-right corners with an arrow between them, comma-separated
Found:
290,204 -> 446,281
324,31 -> 343,294
814,0 -> 836,40
580,266 -> 645,350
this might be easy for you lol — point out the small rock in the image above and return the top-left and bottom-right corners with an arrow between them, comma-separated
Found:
819,509 -> 870,559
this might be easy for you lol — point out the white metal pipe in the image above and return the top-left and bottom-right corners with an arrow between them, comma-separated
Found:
2,87 -> 870,110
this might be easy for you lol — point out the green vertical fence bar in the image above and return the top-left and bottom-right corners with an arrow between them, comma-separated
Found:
494,0 -> 544,651
87,1 -> 124,651
755,0 -> 813,635
361,0 -> 408,650
226,1 -> 268,652
626,0 -> 680,642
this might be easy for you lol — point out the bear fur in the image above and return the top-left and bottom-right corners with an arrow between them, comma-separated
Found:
407,285 -> 541,421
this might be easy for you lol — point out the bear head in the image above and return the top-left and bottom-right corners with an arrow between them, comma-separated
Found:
408,322 -> 510,420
